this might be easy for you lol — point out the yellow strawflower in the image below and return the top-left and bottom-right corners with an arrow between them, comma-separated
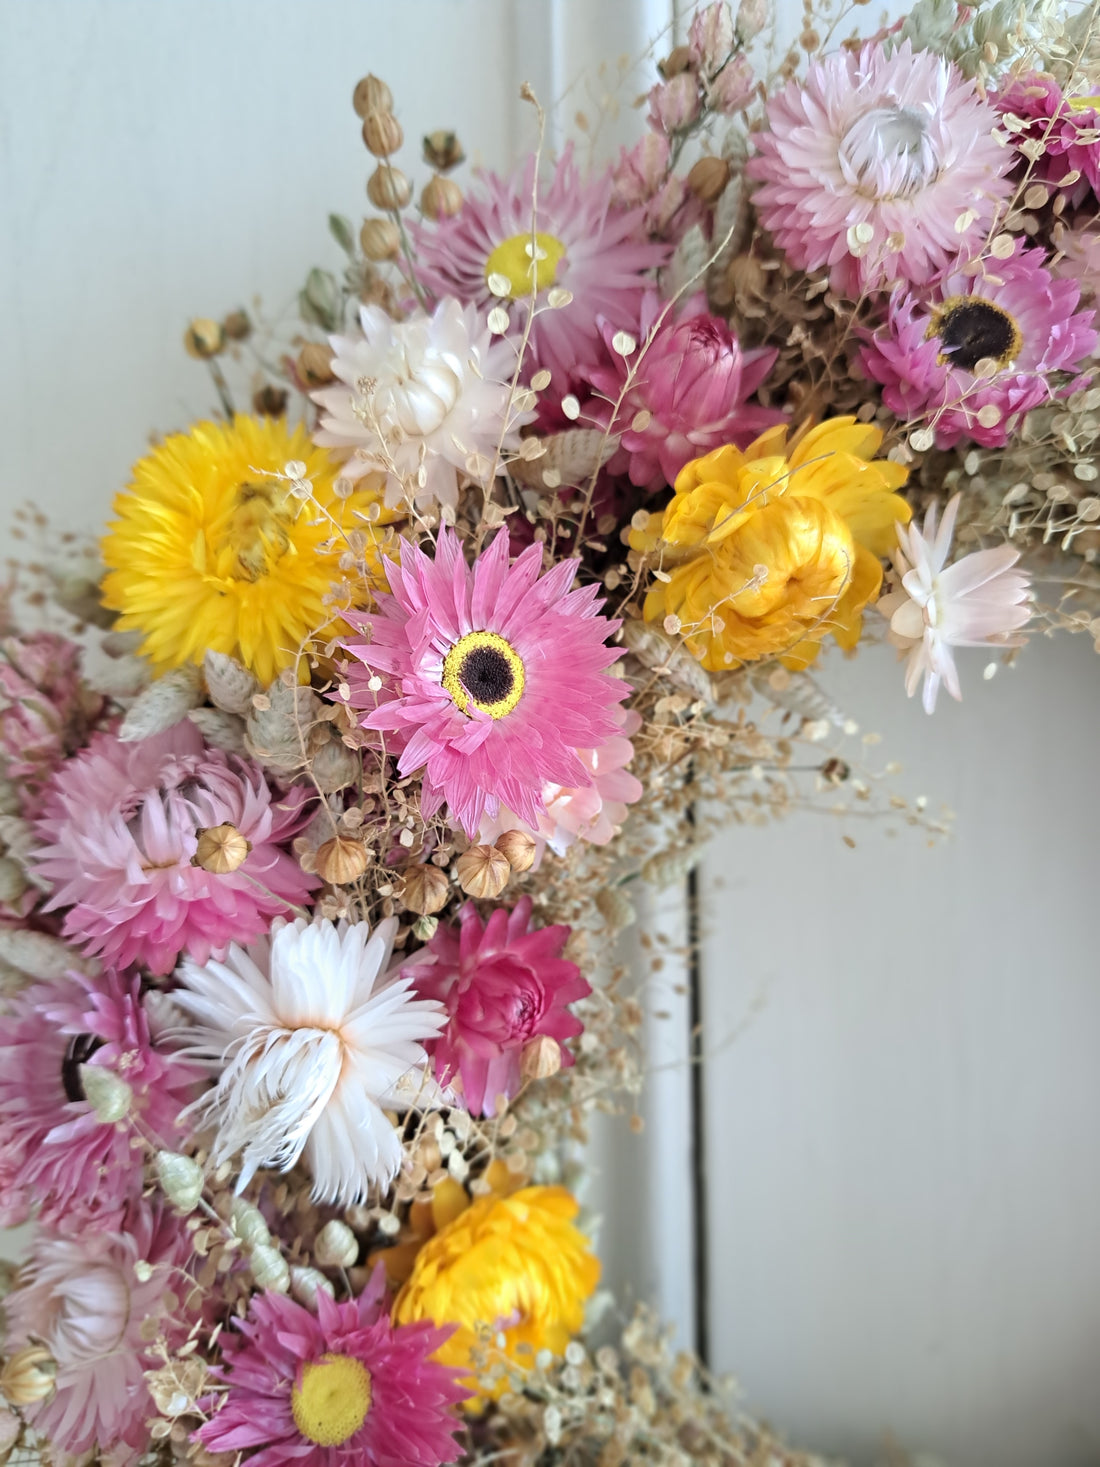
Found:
630,418 -> 911,671
392,1185 -> 600,1404
102,415 -> 392,685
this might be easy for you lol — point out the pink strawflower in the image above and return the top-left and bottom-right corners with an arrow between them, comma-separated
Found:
748,41 -> 1012,295
859,242 -> 1098,448
0,967 -> 198,1230
404,896 -> 590,1117
993,72 -> 1100,204
31,723 -> 316,975
1053,219 -> 1100,301
4,1203 -> 196,1464
610,135 -> 702,239
197,1270 -> 465,1467
879,494 -> 1031,713
0,632 -> 102,816
585,293 -> 782,490
410,143 -> 667,387
339,529 -> 629,839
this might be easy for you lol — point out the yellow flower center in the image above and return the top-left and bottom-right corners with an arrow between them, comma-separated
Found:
442,631 -> 525,718
1067,95 -> 1100,113
484,232 -> 567,299
291,1355 -> 372,1447
216,483 -> 296,582
926,297 -> 1022,373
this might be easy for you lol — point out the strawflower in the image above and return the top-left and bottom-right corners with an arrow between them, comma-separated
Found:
403,896 -> 590,1116
410,143 -> 666,387
879,494 -> 1031,712
31,723 -> 315,976
630,419 -> 911,670
0,968 -> 197,1230
102,415 -> 391,685
3,1204 -> 196,1465
174,916 -> 445,1204
339,528 -> 629,839
748,41 -> 1011,294
859,243 -> 1098,448
993,72 -> 1100,203
0,633 -> 102,815
312,298 -> 521,511
392,1185 -> 600,1401
197,1269 -> 465,1467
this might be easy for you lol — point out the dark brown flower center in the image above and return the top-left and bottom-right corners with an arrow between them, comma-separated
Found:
929,298 -> 1022,372
441,631 -> 526,719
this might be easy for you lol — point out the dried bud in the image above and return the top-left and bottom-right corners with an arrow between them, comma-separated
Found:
81,1065 -> 132,1124
687,155 -> 731,204
361,110 -> 404,157
648,73 -> 702,134
420,174 -> 464,220
398,863 -> 450,915
455,844 -> 511,899
1,1347 -> 56,1406
230,1199 -> 271,1249
520,1034 -> 562,1081
423,129 -> 465,171
690,2 -> 736,68
295,342 -> 336,388
290,1265 -> 336,1308
183,318 -> 225,360
316,835 -> 369,885
249,1244 -> 290,1293
735,0 -> 768,42
253,384 -> 289,418
314,1218 -> 359,1269
359,217 -> 401,261
494,829 -> 537,873
155,1151 -> 205,1212
193,823 -> 252,875
222,309 -> 252,341
352,74 -> 393,119
412,913 -> 439,943
706,52 -> 754,113
659,44 -> 697,78
366,164 -> 413,212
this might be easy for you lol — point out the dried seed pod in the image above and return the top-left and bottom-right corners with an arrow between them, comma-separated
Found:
359,217 -> 401,261
361,110 -> 403,157
249,1243 -> 290,1292
659,43 -> 697,78
687,155 -> 731,205
366,164 -> 412,212
296,341 -> 336,387
80,1066 -> 133,1124
316,835 -> 368,885
494,829 -> 537,873
412,913 -> 439,943
0,1346 -> 56,1406
230,1199 -> 271,1249
455,844 -> 511,899
520,1034 -> 562,1081
423,130 -> 465,171
398,863 -> 449,915
314,1218 -> 359,1269
193,823 -> 252,875
183,318 -> 224,359
118,664 -> 203,742
420,174 -> 464,220
203,652 -> 260,716
222,309 -> 252,341
187,707 -> 248,757
290,1265 -> 336,1308
310,739 -> 360,794
252,384 -> 289,418
155,1151 -> 205,1212
352,74 -> 393,119
595,885 -> 637,934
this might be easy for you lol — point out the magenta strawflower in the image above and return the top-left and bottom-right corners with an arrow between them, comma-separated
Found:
993,72 -> 1100,203
339,529 -> 629,839
197,1270 -> 465,1467
748,41 -> 1012,295
859,242 -> 1098,448
410,143 -> 667,387
31,723 -> 316,975
404,896 -> 590,1116
0,632 -> 102,815
585,293 -> 782,490
4,1203 -> 197,1465
0,967 -> 198,1230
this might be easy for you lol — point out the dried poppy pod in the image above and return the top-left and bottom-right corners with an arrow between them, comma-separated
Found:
398,863 -> 450,915
361,109 -> 404,158
0,1346 -> 56,1406
521,1034 -> 562,1081
252,383 -> 289,418
455,844 -> 510,899
494,828 -> 537,873
367,164 -> 413,212
183,317 -> 224,360
193,823 -> 252,874
360,216 -> 401,261
352,74 -> 393,118
687,155 -> 731,204
316,835 -> 369,885
420,174 -> 464,220
296,341 -> 336,388
423,129 -> 465,171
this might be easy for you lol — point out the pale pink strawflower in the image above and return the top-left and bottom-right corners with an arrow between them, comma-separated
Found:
993,72 -> 1100,204
878,494 -> 1031,713
610,135 -> 702,239
0,632 -> 102,815
859,243 -> 1098,448
31,723 -> 315,975
585,293 -> 782,490
339,529 -> 629,839
404,896 -> 590,1117
4,1203 -> 196,1465
0,967 -> 198,1230
748,41 -> 1012,295
197,1269 -> 465,1467
410,143 -> 667,387
1053,220 -> 1100,301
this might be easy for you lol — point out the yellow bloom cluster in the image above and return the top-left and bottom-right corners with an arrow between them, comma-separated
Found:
630,419 -> 911,671
393,1185 -> 600,1403
102,415 -> 392,686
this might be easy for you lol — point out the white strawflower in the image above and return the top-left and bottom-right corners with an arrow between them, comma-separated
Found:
173,917 -> 446,1205
312,297 -> 522,509
879,494 -> 1031,714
